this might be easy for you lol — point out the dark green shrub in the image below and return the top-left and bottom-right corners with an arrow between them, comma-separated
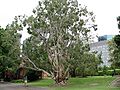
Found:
98,69 -> 120,76
26,70 -> 42,82
98,71 -> 104,76
115,69 -> 120,75
11,79 -> 23,83
106,70 -> 113,76
75,68 -> 98,77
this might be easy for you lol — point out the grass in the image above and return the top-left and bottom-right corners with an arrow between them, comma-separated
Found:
29,78 -> 54,87
28,76 -> 120,90
11,79 -> 23,83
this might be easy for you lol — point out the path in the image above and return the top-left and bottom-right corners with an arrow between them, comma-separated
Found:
0,82 -> 48,90
110,75 -> 120,87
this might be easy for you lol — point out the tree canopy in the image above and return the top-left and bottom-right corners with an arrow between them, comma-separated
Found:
0,0 -> 99,85
0,26 -> 21,79
14,0 -> 97,85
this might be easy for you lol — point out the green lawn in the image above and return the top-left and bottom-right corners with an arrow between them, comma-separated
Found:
28,76 -> 120,90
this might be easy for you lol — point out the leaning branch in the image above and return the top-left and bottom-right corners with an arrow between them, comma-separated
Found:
22,54 -> 51,76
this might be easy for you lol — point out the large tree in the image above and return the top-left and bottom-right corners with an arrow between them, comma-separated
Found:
0,25 -> 21,80
15,0 -> 96,85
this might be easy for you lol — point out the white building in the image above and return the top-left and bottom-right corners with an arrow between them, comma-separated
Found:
90,41 -> 111,67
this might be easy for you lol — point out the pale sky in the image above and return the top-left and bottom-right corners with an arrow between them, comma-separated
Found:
0,0 -> 119,42
80,0 -> 119,36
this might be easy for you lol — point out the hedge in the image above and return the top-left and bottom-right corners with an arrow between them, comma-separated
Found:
98,69 -> 120,76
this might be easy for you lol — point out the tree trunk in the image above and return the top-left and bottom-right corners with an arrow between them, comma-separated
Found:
54,74 -> 68,85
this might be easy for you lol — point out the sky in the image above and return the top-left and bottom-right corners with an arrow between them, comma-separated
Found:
0,0 -> 120,42
80,0 -> 120,36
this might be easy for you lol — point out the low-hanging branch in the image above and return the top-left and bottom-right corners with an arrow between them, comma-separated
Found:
21,54 -> 51,76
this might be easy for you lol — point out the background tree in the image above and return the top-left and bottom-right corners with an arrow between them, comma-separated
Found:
108,39 -> 120,69
0,26 -> 21,80
79,52 -> 102,77
107,16 -> 120,87
69,41 -> 102,77
108,16 -> 120,68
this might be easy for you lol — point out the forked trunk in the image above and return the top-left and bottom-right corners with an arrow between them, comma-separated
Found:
53,72 -> 68,86
51,67 -> 69,85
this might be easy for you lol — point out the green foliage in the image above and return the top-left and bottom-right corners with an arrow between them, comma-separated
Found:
117,16 -> 120,29
108,39 -> 120,68
23,36 -> 51,72
11,79 -> 23,83
69,43 -> 102,77
0,26 -> 21,79
98,69 -> 120,76
114,35 -> 120,47
110,17 -> 120,68
77,52 -> 101,77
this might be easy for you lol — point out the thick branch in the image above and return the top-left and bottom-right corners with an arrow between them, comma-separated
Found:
22,54 -> 51,76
